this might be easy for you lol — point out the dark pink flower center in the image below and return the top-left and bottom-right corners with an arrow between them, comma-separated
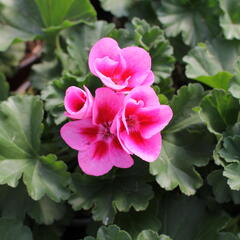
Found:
126,115 -> 139,131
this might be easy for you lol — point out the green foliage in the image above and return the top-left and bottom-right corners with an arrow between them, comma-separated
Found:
0,73 -> 9,101
0,96 -> 70,201
1,0 -> 240,239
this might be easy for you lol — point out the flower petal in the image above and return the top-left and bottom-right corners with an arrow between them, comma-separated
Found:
93,87 -> 125,125
121,46 -> 151,73
120,131 -> 161,162
78,141 -> 113,176
126,86 -> 160,107
110,137 -> 134,168
60,119 -> 99,151
138,105 -> 173,139
88,38 -> 121,75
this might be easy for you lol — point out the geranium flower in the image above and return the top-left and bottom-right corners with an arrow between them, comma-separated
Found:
61,88 -> 133,176
64,86 -> 93,120
114,86 -> 173,162
88,37 -> 154,92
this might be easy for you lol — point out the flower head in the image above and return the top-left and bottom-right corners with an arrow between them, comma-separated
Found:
61,88 -> 133,176
88,37 -> 154,92
64,86 -> 93,120
115,86 -> 173,162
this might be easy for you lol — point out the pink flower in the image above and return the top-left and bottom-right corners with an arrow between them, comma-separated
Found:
88,37 -> 154,92
61,88 -> 133,176
115,86 -> 173,162
64,86 -> 93,120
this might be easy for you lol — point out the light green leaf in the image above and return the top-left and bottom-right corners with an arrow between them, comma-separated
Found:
150,127 -> 215,195
132,18 -> 175,82
0,73 -> 9,101
35,0 -> 96,32
69,172 -> 153,224
0,43 -> 25,76
137,231 -> 172,240
219,136 -> 240,163
208,170 -> 240,204
229,58 -> 240,99
165,84 -> 205,133
223,163 -> 240,190
199,89 -> 240,135
0,0 -> 43,51
0,217 -> 33,240
219,0 -> 240,40
62,21 -> 115,75
99,0 -> 132,17
0,96 -> 70,201
183,39 -> 240,89
30,59 -> 61,90
41,74 -> 94,125
153,0 -> 219,46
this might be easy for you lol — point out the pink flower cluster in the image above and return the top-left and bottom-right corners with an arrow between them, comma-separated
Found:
60,38 -> 173,176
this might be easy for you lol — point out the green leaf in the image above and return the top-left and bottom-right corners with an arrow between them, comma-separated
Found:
62,21 -> 115,75
183,39 -> 240,89
0,183 -> 66,224
219,0 -> 240,40
223,163 -> 240,190
30,59 -> 61,90
28,196 -> 66,225
165,84 -> 205,133
208,170 -> 240,204
0,217 -> 33,240
99,0 -> 132,17
82,225 -> 132,240
115,204 -> 161,240
0,96 -> 70,201
150,126 -> 215,195
137,231 -> 172,240
219,136 -> 240,163
0,0 -> 43,51
0,43 -> 25,76
41,74 -> 93,125
153,0 -> 220,46
0,73 -> 9,101
132,18 -> 175,82
199,89 -> 240,135
229,58 -> 240,99
35,0 -> 96,32
69,172 -> 154,224
158,194 -> 235,240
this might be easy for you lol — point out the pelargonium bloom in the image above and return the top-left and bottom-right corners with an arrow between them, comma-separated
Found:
64,86 -> 93,120
61,88 -> 133,176
88,37 -> 154,92
115,86 -> 173,162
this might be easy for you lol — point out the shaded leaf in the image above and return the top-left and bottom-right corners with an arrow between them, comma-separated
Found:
208,170 -> 240,204
0,43 -> 25,76
0,73 -> 9,101
199,89 -> 240,135
137,231 -> 172,240
69,172 -> 153,224
0,217 -> 33,240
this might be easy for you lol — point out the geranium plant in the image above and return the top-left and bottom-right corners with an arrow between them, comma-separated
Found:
0,0 -> 240,239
